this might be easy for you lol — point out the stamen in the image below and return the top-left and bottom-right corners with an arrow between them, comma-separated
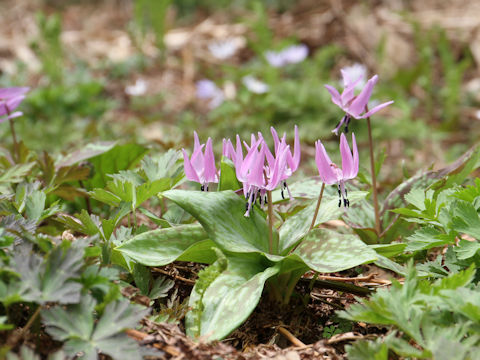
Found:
344,116 -> 352,133
201,185 -> 205,191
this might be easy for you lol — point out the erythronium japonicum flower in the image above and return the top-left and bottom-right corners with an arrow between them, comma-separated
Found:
315,132 -> 358,207
325,72 -> 393,135
183,132 -> 219,191
0,87 -> 29,122
223,126 -> 300,217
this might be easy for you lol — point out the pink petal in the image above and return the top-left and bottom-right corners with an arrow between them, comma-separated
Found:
315,141 -> 338,185
203,138 -> 218,183
267,145 -> 289,190
182,149 -> 200,183
348,75 -> 378,118
270,126 -> 280,153
0,87 -> 29,100
359,100 -> 394,119
247,145 -> 266,188
324,85 -> 342,108
340,133 -> 354,179
291,125 -> 300,171
352,133 -> 359,179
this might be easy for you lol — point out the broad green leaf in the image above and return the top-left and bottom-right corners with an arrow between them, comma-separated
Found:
42,296 -> 147,360
218,157 -> 241,191
291,229 -> 377,273
116,224 -> 216,266
56,141 -> 116,167
164,190 -> 273,253
85,144 -> 149,189
279,190 -> 368,253
186,254 -> 279,340
0,315 -> 13,330
370,243 -> 406,258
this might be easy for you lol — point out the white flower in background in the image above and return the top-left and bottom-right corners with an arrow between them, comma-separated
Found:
242,75 -> 269,94
265,44 -> 309,67
125,79 -> 147,96
196,79 -> 225,109
208,39 -> 238,60
282,44 -> 309,64
341,63 -> 367,90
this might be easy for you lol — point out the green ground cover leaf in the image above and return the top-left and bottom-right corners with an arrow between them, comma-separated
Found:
164,190 -> 273,253
116,224 -> 216,266
42,296 -> 147,360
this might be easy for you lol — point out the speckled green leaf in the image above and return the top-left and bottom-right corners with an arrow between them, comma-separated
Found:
163,190 -> 273,253
218,158 -> 241,191
279,191 -> 368,254
186,255 -> 279,340
291,228 -> 377,273
116,224 -> 216,266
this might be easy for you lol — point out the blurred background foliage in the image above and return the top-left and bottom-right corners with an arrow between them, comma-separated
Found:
0,0 -> 479,190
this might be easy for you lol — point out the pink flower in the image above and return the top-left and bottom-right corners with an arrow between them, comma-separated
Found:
315,133 -> 358,207
0,87 -> 29,122
324,73 -> 393,135
183,132 -> 218,190
223,126 -> 299,216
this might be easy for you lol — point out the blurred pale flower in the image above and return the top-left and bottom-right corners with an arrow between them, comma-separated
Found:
265,44 -> 309,67
341,63 -> 367,89
125,79 -> 147,96
196,79 -> 225,109
0,87 -> 29,122
208,39 -> 238,60
242,76 -> 269,94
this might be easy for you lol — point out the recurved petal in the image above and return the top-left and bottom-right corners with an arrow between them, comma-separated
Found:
315,141 -> 338,185
203,138 -> 218,183
182,149 -> 200,183
340,133 -> 354,179
324,85 -> 342,108
359,100 -> 394,119
348,74 -> 378,118
0,87 -> 29,99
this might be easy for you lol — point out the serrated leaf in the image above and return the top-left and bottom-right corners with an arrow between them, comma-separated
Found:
405,226 -> 452,252
13,243 -> 84,304
290,228 -> 377,273
25,190 -> 46,221
42,296 -> 147,360
164,190 -> 273,254
450,200 -> 480,240
346,338 -> 389,360
454,240 -> 480,260
116,224 -> 216,266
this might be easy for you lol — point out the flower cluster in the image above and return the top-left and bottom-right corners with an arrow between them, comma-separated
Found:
0,87 -> 29,122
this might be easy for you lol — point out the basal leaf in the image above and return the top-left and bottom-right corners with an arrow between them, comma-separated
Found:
218,157 -> 241,191
279,190 -> 368,254
186,254 -> 279,340
116,224 -> 216,266
291,229 -> 377,273
163,190 -> 272,254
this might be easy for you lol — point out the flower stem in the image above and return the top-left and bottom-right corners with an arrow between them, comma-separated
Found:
309,182 -> 325,231
267,190 -> 274,254
366,116 -> 381,236
8,115 -> 19,162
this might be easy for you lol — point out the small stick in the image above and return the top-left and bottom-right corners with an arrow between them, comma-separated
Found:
152,267 -> 196,285
278,326 -> 306,347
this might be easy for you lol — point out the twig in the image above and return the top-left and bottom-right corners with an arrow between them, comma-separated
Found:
299,278 -> 372,296
277,326 -> 306,347
310,294 -> 345,310
152,267 -> 196,285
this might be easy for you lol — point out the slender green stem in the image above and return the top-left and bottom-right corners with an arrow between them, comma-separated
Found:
8,115 -> 19,162
366,116 -> 381,235
309,182 -> 326,231
267,190 -> 274,254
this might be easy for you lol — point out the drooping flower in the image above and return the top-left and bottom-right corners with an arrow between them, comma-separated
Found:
183,132 -> 218,190
0,87 -> 30,122
242,76 -> 269,94
324,73 -> 393,135
196,79 -> 225,109
265,44 -> 309,67
223,126 -> 299,216
315,133 -> 358,207
208,39 -> 238,60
